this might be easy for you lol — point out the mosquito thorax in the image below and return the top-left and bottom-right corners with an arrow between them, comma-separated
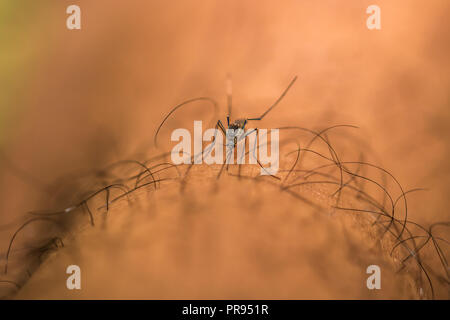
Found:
229,119 -> 246,130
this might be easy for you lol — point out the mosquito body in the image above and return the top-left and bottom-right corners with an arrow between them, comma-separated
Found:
213,76 -> 297,151
223,118 -> 248,148
154,75 -> 298,177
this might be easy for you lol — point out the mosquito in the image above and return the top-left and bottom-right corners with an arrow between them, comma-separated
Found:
154,75 -> 298,178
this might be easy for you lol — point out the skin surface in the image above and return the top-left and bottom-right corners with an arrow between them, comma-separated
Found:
0,0 -> 449,299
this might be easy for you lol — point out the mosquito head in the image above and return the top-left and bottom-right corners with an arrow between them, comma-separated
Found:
229,119 -> 246,130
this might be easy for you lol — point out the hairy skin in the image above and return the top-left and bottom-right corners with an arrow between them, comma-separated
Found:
1,1 -> 449,299
2,143 -> 447,299
12,174 -> 421,299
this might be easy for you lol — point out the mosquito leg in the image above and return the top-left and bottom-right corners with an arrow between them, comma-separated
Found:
217,120 -> 226,135
247,76 -> 297,121
218,147 -> 233,179
217,162 -> 226,180
241,128 -> 257,139
182,120 -> 226,189
249,128 -> 258,167
233,127 -> 256,171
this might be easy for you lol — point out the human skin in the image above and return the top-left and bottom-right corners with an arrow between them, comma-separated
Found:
0,0 -> 449,299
